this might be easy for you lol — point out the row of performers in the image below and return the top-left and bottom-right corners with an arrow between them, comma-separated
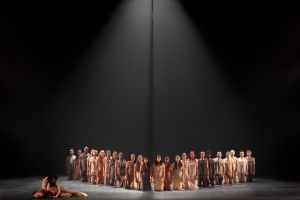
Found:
66,148 -> 255,191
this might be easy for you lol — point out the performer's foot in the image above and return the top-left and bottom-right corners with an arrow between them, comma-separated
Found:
81,192 -> 88,197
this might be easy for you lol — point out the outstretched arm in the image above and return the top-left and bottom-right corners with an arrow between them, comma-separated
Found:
41,176 -> 48,190
253,158 -> 256,175
53,184 -> 61,198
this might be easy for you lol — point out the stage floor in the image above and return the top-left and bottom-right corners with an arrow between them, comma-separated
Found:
0,177 -> 299,200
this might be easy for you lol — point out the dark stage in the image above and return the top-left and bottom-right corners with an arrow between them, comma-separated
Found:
1,0 -> 300,199
0,177 -> 299,200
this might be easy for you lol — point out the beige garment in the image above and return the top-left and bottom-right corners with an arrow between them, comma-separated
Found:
181,160 -> 189,189
173,162 -> 183,190
237,157 -> 248,182
88,156 -> 98,184
232,156 -> 238,182
152,164 -> 165,191
187,159 -> 197,189
224,157 -> 233,184
115,159 -> 126,187
88,156 -> 98,175
103,157 -> 110,185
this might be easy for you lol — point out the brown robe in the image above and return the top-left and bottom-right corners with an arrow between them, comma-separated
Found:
181,160 -> 189,189
164,162 -> 173,190
79,153 -> 89,182
125,161 -> 135,189
73,156 -> 81,181
224,157 -> 233,184
152,163 -> 165,191
115,159 -> 127,187
97,156 -> 105,184
173,161 -> 183,190
103,156 -> 110,185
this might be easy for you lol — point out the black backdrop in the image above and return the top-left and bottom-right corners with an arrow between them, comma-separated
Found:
1,0 -> 299,180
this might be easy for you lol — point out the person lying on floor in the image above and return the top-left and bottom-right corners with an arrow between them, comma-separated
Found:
32,175 -> 88,199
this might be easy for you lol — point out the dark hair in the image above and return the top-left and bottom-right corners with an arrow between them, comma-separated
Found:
32,190 -> 53,199
174,160 -> 183,169
143,157 -> 151,169
154,155 -> 162,165
47,174 -> 58,187
189,150 -> 196,160
135,155 -> 143,171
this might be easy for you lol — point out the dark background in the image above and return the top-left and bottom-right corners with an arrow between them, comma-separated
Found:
1,1 -> 299,181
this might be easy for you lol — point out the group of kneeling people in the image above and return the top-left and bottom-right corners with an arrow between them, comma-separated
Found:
66,147 -> 256,191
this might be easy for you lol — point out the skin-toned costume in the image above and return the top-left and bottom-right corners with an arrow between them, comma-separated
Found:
74,151 -> 82,181
88,155 -> 98,184
230,151 -> 238,183
198,158 -> 209,187
103,155 -> 111,185
181,159 -> 189,190
164,162 -> 173,191
134,162 -> 142,190
109,157 -> 117,186
187,159 -> 197,189
141,163 -> 151,191
66,154 -> 76,181
246,156 -> 255,182
207,157 -> 215,186
115,158 -> 127,187
173,161 -> 184,190
232,156 -> 238,183
152,163 -> 165,191
237,157 -> 248,183
224,156 -> 233,184
97,153 -> 105,184
213,157 -> 224,185
79,151 -> 90,182
125,160 -> 135,189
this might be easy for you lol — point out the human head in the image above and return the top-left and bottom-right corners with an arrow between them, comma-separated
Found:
143,156 -> 149,164
130,153 -> 135,162
112,151 -> 118,159
77,149 -> 82,155
99,150 -> 105,157
200,151 -> 205,159
32,191 -> 44,199
175,155 -> 181,162
216,151 -> 222,158
118,152 -> 124,160
137,155 -> 143,163
240,151 -> 244,158
182,152 -> 187,161
246,150 -> 252,157
189,150 -> 195,160
69,148 -> 74,155
206,150 -> 212,159
106,150 -> 111,157
156,155 -> 162,164
164,156 -> 170,163
226,151 -> 230,157
84,146 -> 88,153
230,150 -> 235,157
47,174 -> 57,185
